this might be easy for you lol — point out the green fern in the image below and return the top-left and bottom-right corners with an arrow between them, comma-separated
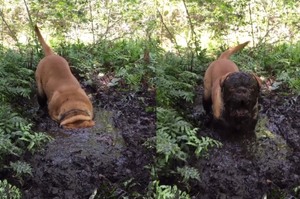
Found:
9,161 -> 32,178
0,47 -> 33,100
0,104 -> 52,165
176,166 -> 200,183
154,181 -> 190,199
0,179 -> 21,199
156,129 -> 188,163
156,64 -> 198,106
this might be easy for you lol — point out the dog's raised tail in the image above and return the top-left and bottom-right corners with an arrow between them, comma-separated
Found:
34,25 -> 53,56
218,41 -> 250,60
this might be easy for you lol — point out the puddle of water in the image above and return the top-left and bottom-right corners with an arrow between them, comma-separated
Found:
243,116 -> 291,164
89,107 -> 125,147
47,106 -> 125,148
38,106 -> 127,168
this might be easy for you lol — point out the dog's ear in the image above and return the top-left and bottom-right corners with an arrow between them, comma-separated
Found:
219,72 -> 232,87
212,73 -> 231,119
252,74 -> 262,88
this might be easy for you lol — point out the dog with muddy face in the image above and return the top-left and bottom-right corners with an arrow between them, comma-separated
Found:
34,25 -> 95,129
203,41 -> 262,133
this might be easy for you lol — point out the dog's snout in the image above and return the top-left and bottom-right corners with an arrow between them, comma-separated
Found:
237,87 -> 247,94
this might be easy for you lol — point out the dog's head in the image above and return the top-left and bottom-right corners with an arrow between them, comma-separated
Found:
58,109 -> 95,129
219,72 -> 261,127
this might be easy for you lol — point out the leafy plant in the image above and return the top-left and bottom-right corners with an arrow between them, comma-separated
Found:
0,104 -> 52,189
157,108 -> 221,173
9,161 -> 32,178
156,53 -> 199,106
152,181 -> 191,199
0,46 -> 34,101
0,179 -> 21,199
0,105 -> 52,158
154,44 -> 222,195
176,166 -> 200,183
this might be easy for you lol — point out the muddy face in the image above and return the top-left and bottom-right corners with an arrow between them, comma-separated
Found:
221,72 -> 260,131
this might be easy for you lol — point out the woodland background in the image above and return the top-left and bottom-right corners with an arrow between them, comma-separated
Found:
0,0 -> 299,198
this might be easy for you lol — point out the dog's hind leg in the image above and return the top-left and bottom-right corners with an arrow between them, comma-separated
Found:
36,79 -> 47,108
37,92 -> 47,108
203,97 -> 212,114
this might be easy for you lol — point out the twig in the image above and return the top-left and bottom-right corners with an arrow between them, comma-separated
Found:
88,0 -> 95,44
0,9 -> 22,53
23,0 -> 34,29
182,0 -> 200,71
248,2 -> 255,46
157,9 -> 180,51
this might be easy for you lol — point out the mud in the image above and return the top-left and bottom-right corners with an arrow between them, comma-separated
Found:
21,79 -> 156,198
13,73 -> 300,198
187,84 -> 300,199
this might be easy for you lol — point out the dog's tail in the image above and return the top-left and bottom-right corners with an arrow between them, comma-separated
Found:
34,25 -> 54,56
218,41 -> 250,60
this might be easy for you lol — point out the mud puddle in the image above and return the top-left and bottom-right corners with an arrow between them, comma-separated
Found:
22,85 -> 156,198
184,85 -> 300,199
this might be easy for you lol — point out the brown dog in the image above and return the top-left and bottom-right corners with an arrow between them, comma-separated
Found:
203,41 -> 262,132
34,25 -> 95,129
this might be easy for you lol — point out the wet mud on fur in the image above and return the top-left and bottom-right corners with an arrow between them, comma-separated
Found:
21,80 -> 155,198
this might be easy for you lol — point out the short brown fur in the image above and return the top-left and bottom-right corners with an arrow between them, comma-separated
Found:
34,25 -> 95,129
203,41 -> 251,119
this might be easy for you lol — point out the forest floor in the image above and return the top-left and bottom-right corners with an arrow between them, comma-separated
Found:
185,83 -> 300,199
21,74 -> 156,199
17,73 -> 299,199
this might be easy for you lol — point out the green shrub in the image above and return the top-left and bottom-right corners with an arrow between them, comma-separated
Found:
232,42 -> 300,92
155,49 -> 222,193
156,53 -> 199,106
157,108 -> 221,179
54,39 -> 156,90
0,46 -> 34,101
152,181 -> 191,199
0,179 -> 21,199
0,104 -> 52,193
0,105 -> 52,158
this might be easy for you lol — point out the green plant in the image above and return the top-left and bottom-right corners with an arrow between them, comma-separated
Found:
9,161 -> 32,178
0,46 -> 34,101
105,39 -> 157,90
0,104 -> 52,185
176,166 -> 200,183
293,185 -> 300,198
152,181 -> 191,199
157,108 -> 221,174
0,179 -> 21,199
154,46 -> 222,195
156,54 -> 199,106
0,105 -> 52,157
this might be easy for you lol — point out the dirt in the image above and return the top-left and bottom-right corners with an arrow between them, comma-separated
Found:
14,72 -> 300,199
186,84 -> 300,199
21,77 -> 156,199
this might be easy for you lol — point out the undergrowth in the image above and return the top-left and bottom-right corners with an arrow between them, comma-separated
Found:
55,38 -> 222,196
2,35 -> 299,198
155,50 -> 222,196
0,46 -> 52,198
53,39 -> 156,90
230,41 -> 300,93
